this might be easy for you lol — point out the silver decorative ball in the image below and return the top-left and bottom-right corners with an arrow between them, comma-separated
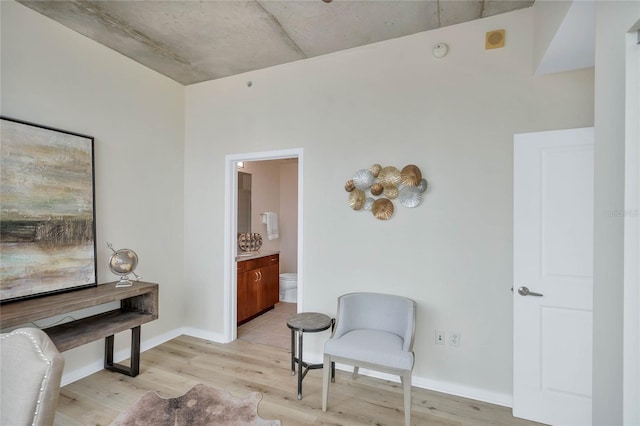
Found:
107,243 -> 140,287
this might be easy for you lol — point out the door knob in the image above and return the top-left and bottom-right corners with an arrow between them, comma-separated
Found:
518,286 -> 543,297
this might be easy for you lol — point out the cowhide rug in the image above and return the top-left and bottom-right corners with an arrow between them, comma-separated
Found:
111,384 -> 281,426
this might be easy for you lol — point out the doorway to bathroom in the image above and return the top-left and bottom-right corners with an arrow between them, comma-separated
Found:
223,148 -> 303,344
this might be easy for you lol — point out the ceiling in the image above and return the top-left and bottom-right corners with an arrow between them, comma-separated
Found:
17,0 -> 535,85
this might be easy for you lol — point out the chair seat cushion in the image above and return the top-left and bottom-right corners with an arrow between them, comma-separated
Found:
324,329 -> 414,371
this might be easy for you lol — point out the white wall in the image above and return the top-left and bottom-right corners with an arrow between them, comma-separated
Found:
533,0 -> 573,72
184,7 -> 594,403
592,2 -> 640,424
242,160 -> 282,253
279,162 -> 298,274
7,0 -> 628,410
0,1 -> 185,382
237,160 -> 298,272
533,0 -> 595,75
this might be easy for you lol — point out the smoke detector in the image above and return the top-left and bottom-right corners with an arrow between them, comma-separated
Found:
432,43 -> 449,58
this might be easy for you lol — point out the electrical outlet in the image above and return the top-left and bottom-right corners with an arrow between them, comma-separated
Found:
449,332 -> 461,348
435,330 -> 445,345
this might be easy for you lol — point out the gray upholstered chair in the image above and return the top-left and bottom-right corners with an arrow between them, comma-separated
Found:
322,292 -> 416,426
1,327 -> 65,426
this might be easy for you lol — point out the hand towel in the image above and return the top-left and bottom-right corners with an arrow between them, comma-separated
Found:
262,212 -> 279,240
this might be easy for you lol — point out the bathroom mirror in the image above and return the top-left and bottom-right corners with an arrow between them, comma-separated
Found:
237,172 -> 252,235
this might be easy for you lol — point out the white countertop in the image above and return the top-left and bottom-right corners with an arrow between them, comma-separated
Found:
235,250 -> 279,262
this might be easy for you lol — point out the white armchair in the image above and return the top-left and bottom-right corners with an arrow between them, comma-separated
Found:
1,327 -> 65,426
322,292 -> 416,426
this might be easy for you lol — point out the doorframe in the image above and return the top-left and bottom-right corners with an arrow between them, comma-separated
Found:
623,24 -> 640,425
223,148 -> 303,342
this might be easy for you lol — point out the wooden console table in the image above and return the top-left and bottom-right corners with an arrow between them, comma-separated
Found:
0,281 -> 158,377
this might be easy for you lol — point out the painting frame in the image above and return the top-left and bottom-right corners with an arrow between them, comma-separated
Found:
1,117 -> 97,303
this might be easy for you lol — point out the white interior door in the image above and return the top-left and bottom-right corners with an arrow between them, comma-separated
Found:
513,127 -> 594,425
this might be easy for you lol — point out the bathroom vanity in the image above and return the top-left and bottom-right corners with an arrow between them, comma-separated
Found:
237,252 -> 279,324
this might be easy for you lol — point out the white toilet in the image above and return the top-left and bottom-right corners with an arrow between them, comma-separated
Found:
279,273 -> 297,303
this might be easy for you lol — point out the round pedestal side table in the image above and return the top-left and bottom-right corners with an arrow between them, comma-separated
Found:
286,312 -> 335,400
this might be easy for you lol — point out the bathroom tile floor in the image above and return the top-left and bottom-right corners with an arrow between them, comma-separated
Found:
237,302 -> 297,351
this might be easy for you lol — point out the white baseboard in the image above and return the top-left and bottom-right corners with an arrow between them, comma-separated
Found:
60,328 -> 184,386
61,361 -> 104,387
305,350 -> 513,408
179,327 -> 226,343
412,376 -> 512,408
60,331 -> 512,408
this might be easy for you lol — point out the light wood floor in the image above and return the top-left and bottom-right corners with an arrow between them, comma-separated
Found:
54,319 -> 545,425
237,301 -> 297,350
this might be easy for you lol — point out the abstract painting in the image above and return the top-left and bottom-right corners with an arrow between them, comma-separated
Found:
1,117 -> 97,302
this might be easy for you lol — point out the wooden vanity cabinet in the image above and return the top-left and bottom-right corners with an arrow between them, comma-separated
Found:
236,262 -> 255,324
237,254 -> 279,324
263,255 -> 280,308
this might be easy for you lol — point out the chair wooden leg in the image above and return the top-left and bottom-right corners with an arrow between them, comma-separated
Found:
352,366 -> 359,379
322,354 -> 331,412
402,371 -> 412,426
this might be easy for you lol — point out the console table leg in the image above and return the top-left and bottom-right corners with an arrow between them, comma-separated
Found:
105,334 -> 115,367
104,326 -> 141,377
130,326 -> 141,376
